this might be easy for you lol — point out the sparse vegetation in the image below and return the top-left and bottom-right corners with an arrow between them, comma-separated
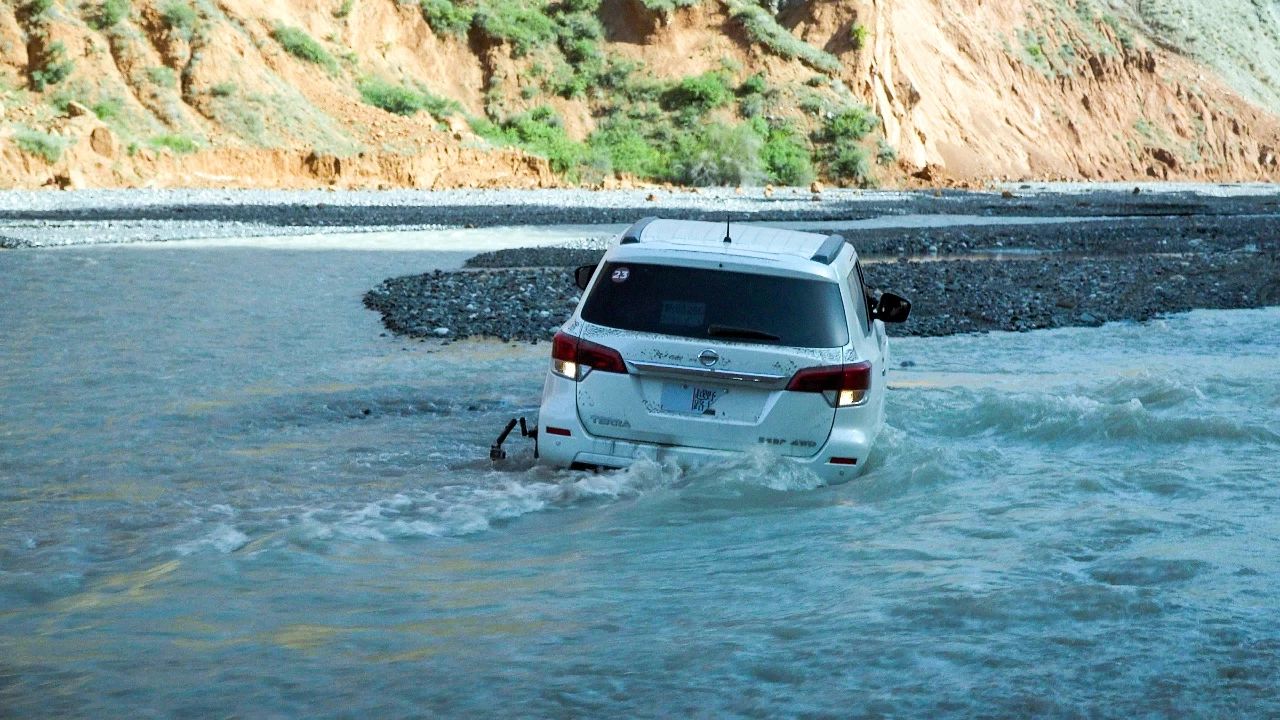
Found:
491,106 -> 586,174
821,106 -> 879,186
209,82 -> 237,97
87,0 -> 131,30
334,0 -> 355,19
159,0 -> 198,39
671,121 -> 765,186
637,0 -> 699,14
149,134 -> 199,154
21,0 -> 54,18
272,25 -> 339,72
472,1 -> 557,57
723,0 -> 840,72
146,66 -> 177,88
876,138 -> 897,166
92,96 -> 125,121
15,129 -> 68,163
358,77 -> 459,118
30,41 -> 74,91
419,0 -> 473,38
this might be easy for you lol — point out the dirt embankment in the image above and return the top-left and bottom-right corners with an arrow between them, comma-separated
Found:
1,0 -> 1279,189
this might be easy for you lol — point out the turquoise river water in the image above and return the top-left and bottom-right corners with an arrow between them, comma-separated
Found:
1,239 -> 1278,718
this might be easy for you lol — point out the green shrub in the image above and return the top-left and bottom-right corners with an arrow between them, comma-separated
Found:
334,0 -> 354,19
588,120 -> 668,178
850,23 -> 868,50
272,25 -> 338,71
209,81 -> 237,97
724,0 -> 840,72
827,144 -> 871,185
22,0 -> 54,18
662,71 -> 733,113
671,122 -> 764,186
159,0 -> 198,39
30,42 -> 74,91
473,0 -> 557,56
761,125 -> 814,186
15,129 -> 67,163
738,72 -> 767,96
821,107 -> 878,186
149,134 -> 199,154
825,106 -> 878,142
358,77 -> 459,118
500,106 -> 585,174
87,0 -> 131,29
419,0 -> 473,38
638,0 -> 699,13
875,138 -> 897,166
92,96 -> 124,120
146,66 -> 177,88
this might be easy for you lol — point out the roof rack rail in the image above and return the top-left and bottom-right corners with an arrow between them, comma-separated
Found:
619,216 -> 659,245
810,234 -> 848,264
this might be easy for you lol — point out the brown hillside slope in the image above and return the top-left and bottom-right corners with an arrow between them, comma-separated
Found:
0,0 -> 1277,189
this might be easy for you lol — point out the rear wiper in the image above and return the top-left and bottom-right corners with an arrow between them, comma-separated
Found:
707,324 -> 781,342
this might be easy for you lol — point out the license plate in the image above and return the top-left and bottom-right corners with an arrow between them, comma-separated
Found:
660,382 -> 726,416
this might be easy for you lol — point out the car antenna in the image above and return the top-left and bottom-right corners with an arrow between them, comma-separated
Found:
723,214 -> 732,244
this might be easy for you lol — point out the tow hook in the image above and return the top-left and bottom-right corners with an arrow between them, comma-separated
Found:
490,417 -> 538,461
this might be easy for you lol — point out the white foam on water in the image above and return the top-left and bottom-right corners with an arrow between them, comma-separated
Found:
176,523 -> 250,555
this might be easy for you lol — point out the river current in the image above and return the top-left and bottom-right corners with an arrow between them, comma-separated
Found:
1,237 -> 1277,718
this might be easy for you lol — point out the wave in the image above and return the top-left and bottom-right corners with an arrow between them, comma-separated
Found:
912,386 -> 1279,447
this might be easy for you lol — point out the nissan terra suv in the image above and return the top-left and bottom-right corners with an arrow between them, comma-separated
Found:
536,217 -> 910,484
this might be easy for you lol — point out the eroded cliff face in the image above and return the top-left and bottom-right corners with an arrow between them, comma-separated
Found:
786,0 -> 1280,183
0,0 -> 1276,189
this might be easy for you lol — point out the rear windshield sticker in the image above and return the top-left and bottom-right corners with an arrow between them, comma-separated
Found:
611,267 -> 631,283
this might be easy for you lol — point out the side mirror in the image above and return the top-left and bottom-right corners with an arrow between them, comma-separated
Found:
871,292 -> 912,324
574,264 -> 598,291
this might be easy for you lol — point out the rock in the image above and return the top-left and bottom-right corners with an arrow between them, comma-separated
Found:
49,170 -> 86,190
1133,186 -> 1142,195
646,193 -> 658,202
1151,147 -> 1178,169
1001,190 -> 1016,199
763,184 -> 774,198
911,165 -> 934,182
809,180 -> 823,194
89,127 -> 118,158
432,327 -> 451,336
65,101 -> 92,118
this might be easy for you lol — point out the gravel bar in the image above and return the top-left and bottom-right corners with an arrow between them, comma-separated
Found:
366,210 -> 1280,340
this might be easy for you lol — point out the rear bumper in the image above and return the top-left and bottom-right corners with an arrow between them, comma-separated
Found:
537,374 -> 877,485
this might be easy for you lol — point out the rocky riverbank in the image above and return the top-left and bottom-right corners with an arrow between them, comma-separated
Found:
365,207 -> 1280,340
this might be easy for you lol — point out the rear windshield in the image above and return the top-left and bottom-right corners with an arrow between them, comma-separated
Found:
581,262 -> 849,348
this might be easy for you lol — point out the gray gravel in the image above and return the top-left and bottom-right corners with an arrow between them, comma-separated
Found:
2,185 -> 1278,248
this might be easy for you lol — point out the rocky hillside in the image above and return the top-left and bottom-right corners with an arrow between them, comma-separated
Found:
0,0 -> 1277,189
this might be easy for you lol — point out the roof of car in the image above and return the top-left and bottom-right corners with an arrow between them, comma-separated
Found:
617,217 -> 849,265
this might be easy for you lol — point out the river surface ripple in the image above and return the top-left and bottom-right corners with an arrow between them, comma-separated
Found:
1,242 -> 1278,718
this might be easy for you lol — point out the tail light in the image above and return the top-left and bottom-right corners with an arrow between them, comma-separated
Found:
786,361 -> 872,407
551,332 -> 628,381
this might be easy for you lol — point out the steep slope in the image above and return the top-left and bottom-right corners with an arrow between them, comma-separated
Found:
0,0 -> 1277,189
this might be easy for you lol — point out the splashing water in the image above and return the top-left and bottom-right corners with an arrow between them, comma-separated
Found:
1,244 -> 1277,718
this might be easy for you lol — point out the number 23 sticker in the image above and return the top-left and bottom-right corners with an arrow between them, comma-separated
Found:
611,267 -> 630,283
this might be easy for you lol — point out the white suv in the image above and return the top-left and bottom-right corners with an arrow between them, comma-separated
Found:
535,217 -> 910,484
